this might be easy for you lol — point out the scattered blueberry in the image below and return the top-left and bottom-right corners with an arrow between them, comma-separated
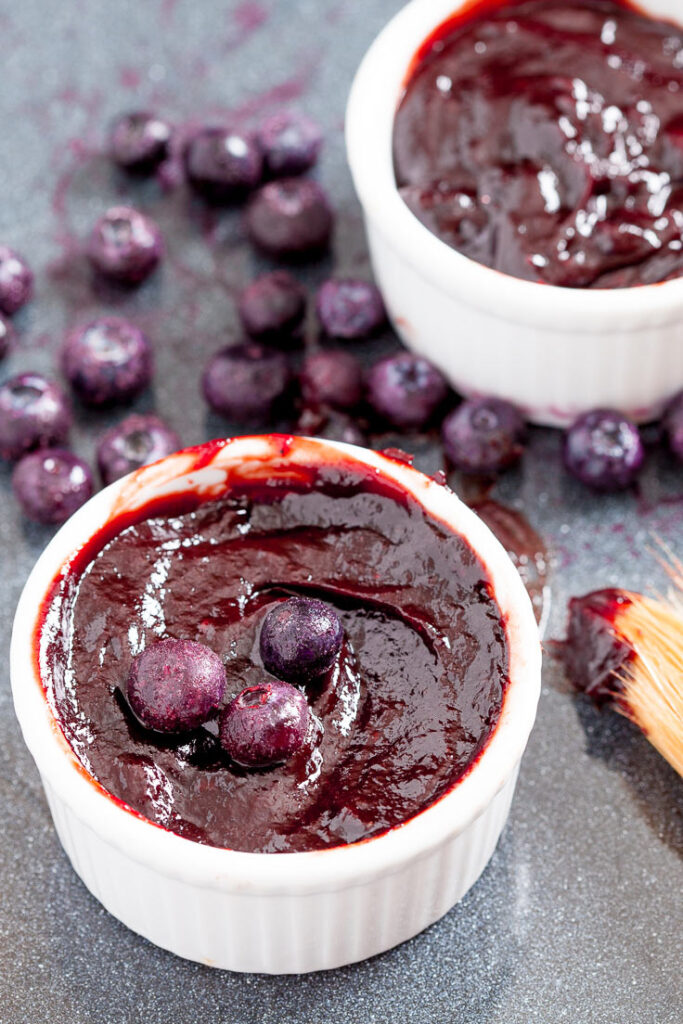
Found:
315,279 -> 385,340
219,680 -> 310,768
0,373 -> 71,461
300,349 -> 363,410
260,596 -> 344,683
127,638 -> 227,734
663,391 -> 683,463
88,206 -> 163,284
62,317 -> 153,407
202,342 -> 290,422
442,397 -> 526,475
0,247 -> 33,315
12,448 -> 93,524
0,314 -> 14,360
296,405 -> 367,447
97,413 -> 181,485
258,109 -> 323,178
184,126 -> 263,203
109,111 -> 172,173
563,408 -> 645,490
246,178 -> 333,257
367,353 -> 448,428
238,271 -> 306,340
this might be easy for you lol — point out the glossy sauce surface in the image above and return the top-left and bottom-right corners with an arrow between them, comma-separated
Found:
394,0 -> 683,287
39,467 -> 509,853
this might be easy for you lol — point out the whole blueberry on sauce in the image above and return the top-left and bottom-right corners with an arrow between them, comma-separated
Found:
127,638 -> 227,734
260,597 -> 344,683
394,0 -> 683,287
219,681 -> 310,768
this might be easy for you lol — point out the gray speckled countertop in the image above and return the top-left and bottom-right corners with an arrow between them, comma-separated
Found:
0,2 -> 681,1022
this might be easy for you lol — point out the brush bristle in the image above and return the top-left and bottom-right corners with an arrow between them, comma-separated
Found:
612,592 -> 683,779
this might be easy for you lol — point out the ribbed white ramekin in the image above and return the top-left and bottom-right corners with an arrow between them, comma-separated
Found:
346,0 -> 683,427
11,435 -> 541,973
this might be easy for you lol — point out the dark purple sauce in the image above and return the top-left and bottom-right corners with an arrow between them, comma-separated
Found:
394,0 -> 683,288
38,463 -> 509,853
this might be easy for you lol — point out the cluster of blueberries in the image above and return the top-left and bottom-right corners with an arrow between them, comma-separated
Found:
0,107 -> 682,525
127,596 -> 343,769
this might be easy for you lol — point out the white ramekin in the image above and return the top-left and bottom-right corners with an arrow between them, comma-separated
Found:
346,0 -> 683,427
11,435 -> 541,973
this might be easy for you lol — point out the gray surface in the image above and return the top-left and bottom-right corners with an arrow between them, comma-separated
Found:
0,1 -> 681,1021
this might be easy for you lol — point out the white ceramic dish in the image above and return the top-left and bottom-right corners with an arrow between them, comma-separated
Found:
346,0 -> 683,427
11,435 -> 541,973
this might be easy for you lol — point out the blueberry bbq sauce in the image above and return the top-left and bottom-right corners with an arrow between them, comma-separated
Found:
37,458 -> 509,853
393,0 -> 683,288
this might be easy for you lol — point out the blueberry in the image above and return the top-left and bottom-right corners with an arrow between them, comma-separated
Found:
202,342 -> 290,422
97,413 -> 181,485
0,247 -> 33,315
184,126 -> 263,203
442,398 -> 525,475
127,638 -> 227,734
296,405 -> 367,447
0,373 -> 71,461
246,178 -> 333,257
258,109 -> 323,178
663,391 -> 683,463
367,353 -> 448,428
219,681 -> 310,768
300,349 -> 363,410
260,596 -> 343,683
12,448 -> 93,524
238,271 -> 306,340
88,206 -> 163,284
62,317 -> 153,406
563,409 -> 645,490
109,111 -> 172,173
0,314 -> 14,360
315,279 -> 385,340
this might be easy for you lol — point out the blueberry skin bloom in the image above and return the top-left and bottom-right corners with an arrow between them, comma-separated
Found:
219,681 -> 310,768
260,596 -> 344,683
202,342 -> 290,422
88,206 -> 163,284
300,349 -> 363,410
442,397 -> 526,475
97,413 -> 180,485
0,372 -> 71,461
127,638 -> 227,734
246,178 -> 333,258
184,126 -> 263,203
258,109 -> 323,178
367,352 -> 448,428
315,278 -> 385,340
0,247 -> 33,315
238,271 -> 306,341
109,111 -> 172,173
563,409 -> 645,490
62,317 -> 153,407
12,448 -> 93,524
663,391 -> 683,463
